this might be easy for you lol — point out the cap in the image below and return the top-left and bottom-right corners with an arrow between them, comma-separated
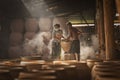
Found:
66,22 -> 72,26
54,24 -> 60,28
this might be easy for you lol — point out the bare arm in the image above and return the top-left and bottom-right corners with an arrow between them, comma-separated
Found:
77,29 -> 83,36
66,29 -> 72,40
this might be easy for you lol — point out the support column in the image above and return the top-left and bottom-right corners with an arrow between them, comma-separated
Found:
115,0 -> 120,20
103,0 -> 115,60
96,0 -> 105,60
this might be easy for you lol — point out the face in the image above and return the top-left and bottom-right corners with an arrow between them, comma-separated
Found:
67,24 -> 72,30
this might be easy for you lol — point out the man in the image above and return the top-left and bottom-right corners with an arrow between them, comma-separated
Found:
66,22 -> 82,61
52,24 -> 63,59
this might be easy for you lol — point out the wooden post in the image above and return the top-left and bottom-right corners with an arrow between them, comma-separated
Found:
115,0 -> 120,20
103,0 -> 115,60
96,0 -> 105,60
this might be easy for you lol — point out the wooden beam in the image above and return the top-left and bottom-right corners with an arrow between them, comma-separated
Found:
115,0 -> 120,20
96,0 -> 105,60
103,0 -> 115,60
